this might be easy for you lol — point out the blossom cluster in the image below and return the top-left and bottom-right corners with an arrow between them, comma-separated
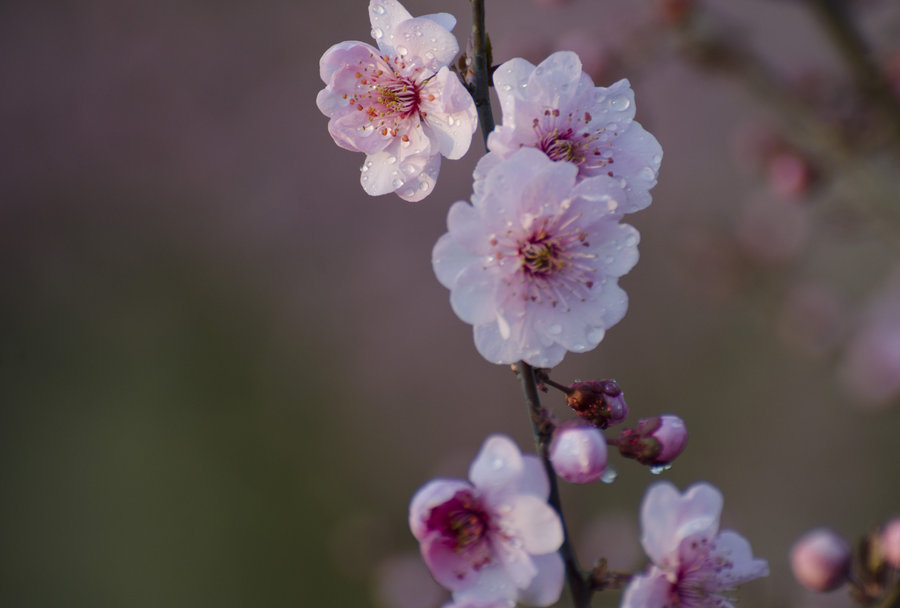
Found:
316,2 -> 772,607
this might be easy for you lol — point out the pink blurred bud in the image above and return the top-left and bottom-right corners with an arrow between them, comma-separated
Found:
767,151 -> 813,199
549,422 -> 608,484
883,517 -> 900,569
790,528 -> 851,592
616,415 -> 687,466
566,380 -> 629,429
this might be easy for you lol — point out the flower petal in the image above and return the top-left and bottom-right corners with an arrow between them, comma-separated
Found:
506,494 -> 563,555
369,0 -> 413,54
517,552 -> 564,607
408,478 -> 473,540
620,569 -> 673,608
640,481 -> 723,570
468,435 -> 524,493
421,68 -> 478,159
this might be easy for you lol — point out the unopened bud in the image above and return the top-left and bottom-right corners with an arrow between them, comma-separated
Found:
566,380 -> 629,429
883,517 -> 900,569
549,421 -> 608,484
616,415 -> 687,466
790,527 -> 851,592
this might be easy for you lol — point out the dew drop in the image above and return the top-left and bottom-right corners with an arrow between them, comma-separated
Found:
612,97 -> 631,111
624,234 -> 638,247
396,45 -> 408,56
501,84 -> 512,92
402,163 -> 417,175
418,181 -> 430,191
548,324 -> 562,335
650,464 -> 672,475
392,177 -> 403,189
361,175 -> 368,183
447,115 -> 455,126
587,328 -> 604,343
651,153 -> 662,165
372,3 -> 385,14
371,27 -> 383,39
360,164 -> 369,173
601,466 -> 617,484
386,155 -> 397,165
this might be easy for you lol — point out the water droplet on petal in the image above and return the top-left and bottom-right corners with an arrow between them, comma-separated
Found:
624,234 -> 638,247
548,324 -> 562,335
587,328 -> 604,343
418,181 -> 429,191
396,45 -> 408,56
650,464 -> 672,475
386,155 -> 397,165
371,27 -> 383,39
402,163 -> 417,175
651,153 -> 662,165
601,466 -> 617,484
372,3 -> 385,15
612,96 -> 631,111
501,84 -> 512,92
392,177 -> 403,189
447,115 -> 455,126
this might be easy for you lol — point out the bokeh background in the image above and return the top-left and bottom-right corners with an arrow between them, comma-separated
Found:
2,0 -> 899,606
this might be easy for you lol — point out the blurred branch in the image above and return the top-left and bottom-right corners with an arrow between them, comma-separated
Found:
805,0 -> 900,149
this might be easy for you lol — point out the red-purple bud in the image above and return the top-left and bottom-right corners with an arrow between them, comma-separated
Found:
549,421 -> 608,484
790,527 -> 851,592
566,380 -> 629,429
616,415 -> 687,466
883,517 -> 900,569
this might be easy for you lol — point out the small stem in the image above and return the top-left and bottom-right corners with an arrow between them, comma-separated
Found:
470,0 -> 494,148
516,361 -> 592,608
539,373 -> 573,395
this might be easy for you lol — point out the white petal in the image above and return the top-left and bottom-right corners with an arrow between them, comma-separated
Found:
369,0 -> 413,54
421,12 -> 456,31
421,69 -> 477,159
517,552 -> 564,607
528,51 -> 584,105
492,57 -> 536,122
392,17 -> 458,73
640,481 -> 723,569
506,494 -> 563,554
469,434 -> 524,493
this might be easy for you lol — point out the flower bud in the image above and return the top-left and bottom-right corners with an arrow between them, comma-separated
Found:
790,527 -> 851,592
566,380 -> 629,429
883,517 -> 900,569
616,415 -> 688,466
549,421 -> 608,484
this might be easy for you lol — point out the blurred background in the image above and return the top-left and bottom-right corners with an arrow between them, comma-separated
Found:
1,0 -> 899,606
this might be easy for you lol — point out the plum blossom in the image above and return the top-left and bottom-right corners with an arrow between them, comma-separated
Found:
479,51 -> 662,214
317,0 -> 476,201
433,147 -> 640,367
409,434 -> 564,606
622,481 -> 769,608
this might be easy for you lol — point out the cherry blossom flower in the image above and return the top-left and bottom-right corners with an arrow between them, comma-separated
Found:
316,0 -> 476,201
409,434 -> 564,606
433,147 -> 640,367
479,51 -> 662,214
622,481 -> 769,608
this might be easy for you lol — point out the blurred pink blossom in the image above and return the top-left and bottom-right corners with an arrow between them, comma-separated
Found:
316,0 -> 476,201
790,527 -> 851,592
622,481 -> 769,608
409,434 -> 564,606
839,267 -> 900,408
433,148 -> 640,367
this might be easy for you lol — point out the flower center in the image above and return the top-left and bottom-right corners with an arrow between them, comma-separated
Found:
347,54 -> 433,138
520,232 -> 566,276
425,490 -> 490,552
531,108 -> 614,176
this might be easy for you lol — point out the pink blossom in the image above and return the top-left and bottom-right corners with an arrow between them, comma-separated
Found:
433,147 -> 640,367
316,0 -> 476,201
622,482 -> 769,608
481,51 -> 662,215
409,435 -> 564,606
